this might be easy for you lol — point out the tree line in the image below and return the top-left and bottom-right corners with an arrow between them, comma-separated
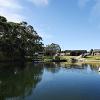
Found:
45,44 -> 87,56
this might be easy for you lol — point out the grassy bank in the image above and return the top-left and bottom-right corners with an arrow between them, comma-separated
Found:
43,56 -> 53,62
60,55 -> 100,59
60,56 -> 77,60
85,56 -> 100,60
44,55 -> 100,63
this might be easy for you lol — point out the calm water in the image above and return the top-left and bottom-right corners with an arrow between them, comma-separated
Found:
0,62 -> 100,100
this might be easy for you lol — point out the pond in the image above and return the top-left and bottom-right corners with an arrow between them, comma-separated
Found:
0,62 -> 100,100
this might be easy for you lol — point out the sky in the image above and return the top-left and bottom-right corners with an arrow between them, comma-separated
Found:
0,0 -> 100,50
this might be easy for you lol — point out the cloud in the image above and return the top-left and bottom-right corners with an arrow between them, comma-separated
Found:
0,7 -> 25,22
28,0 -> 49,6
0,0 -> 22,9
0,0 -> 49,22
0,0 -> 24,22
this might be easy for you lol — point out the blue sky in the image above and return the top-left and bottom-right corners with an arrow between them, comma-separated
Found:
0,0 -> 100,50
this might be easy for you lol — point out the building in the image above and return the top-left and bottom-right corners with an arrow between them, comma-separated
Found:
92,49 -> 100,56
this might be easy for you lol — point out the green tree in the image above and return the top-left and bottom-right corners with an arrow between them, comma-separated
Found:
89,49 -> 93,55
0,16 -> 43,61
45,43 -> 61,56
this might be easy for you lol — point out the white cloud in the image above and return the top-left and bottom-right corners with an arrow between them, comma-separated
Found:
0,7 -> 24,22
0,0 -> 24,22
0,0 -> 49,22
28,0 -> 49,6
0,0 -> 22,9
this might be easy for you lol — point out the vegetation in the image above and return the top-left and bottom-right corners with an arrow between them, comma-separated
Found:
0,16 -> 43,62
89,49 -> 93,55
60,56 -> 77,60
43,56 -> 53,62
45,43 -> 61,56
85,56 -> 100,60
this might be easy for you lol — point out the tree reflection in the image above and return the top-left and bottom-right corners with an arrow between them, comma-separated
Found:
0,62 -> 100,100
0,62 -> 43,100
44,63 -> 61,74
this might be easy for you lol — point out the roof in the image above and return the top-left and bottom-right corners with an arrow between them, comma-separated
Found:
93,49 -> 100,53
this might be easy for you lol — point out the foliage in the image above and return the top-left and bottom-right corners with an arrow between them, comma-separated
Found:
45,43 -> 61,56
43,56 -> 53,62
0,16 -> 43,61
54,56 -> 60,61
89,49 -> 93,55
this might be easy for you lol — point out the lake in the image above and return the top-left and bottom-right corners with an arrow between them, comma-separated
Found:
0,62 -> 100,100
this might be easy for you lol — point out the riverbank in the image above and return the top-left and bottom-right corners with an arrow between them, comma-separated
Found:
43,56 -> 100,63
1,55 -> 100,63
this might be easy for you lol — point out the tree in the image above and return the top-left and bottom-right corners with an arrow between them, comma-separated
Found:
0,16 -> 7,22
0,16 -> 43,61
45,43 -> 61,56
89,49 -> 93,55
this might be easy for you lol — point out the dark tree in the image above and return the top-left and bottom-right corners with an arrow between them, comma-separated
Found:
0,16 -> 43,61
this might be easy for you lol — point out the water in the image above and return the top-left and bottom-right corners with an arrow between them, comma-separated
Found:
0,62 -> 100,100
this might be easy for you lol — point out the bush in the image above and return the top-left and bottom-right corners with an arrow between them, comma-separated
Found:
54,56 -> 60,60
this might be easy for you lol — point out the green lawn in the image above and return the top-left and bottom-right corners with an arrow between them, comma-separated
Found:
60,55 -> 100,60
85,56 -> 100,60
59,56 -> 77,60
43,56 -> 53,62
43,55 -> 100,62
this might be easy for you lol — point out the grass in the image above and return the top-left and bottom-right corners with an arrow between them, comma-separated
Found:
85,56 -> 100,60
43,55 -> 100,63
43,56 -> 53,62
60,55 -> 100,60
59,56 -> 77,60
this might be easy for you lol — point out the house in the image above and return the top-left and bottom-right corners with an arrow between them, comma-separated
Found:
92,49 -> 100,56
59,52 -> 71,56
60,53 -> 66,56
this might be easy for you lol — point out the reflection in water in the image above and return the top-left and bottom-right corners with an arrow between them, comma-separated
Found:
0,62 -> 44,100
44,63 -> 61,74
0,62 -> 100,100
